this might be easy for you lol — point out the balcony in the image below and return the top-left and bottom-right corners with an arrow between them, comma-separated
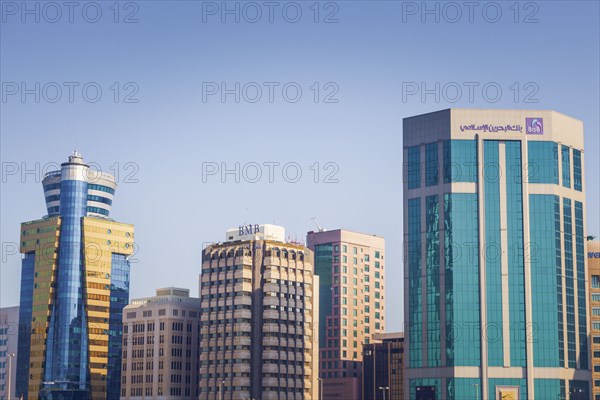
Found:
263,297 -> 279,307
262,392 -> 278,400
263,350 -> 278,360
262,378 -> 280,388
233,363 -> 251,373
263,309 -> 279,320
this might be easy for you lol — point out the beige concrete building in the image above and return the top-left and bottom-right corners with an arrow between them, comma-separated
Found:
199,224 -> 319,400
588,240 -> 600,400
120,287 -> 201,399
0,306 -> 18,400
306,229 -> 385,400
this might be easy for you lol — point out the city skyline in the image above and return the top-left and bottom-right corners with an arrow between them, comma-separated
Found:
1,105 -> 599,334
2,1 -> 600,334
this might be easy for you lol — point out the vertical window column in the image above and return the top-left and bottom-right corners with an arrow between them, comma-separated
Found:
562,146 -> 571,188
407,146 -> 421,189
407,198 -> 422,368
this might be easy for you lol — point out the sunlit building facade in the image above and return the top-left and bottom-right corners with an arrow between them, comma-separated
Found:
16,152 -> 134,400
120,287 -> 201,399
307,229 -> 385,400
403,109 -> 590,399
199,224 -> 319,400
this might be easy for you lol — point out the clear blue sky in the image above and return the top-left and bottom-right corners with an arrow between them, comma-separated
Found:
1,1 -> 599,332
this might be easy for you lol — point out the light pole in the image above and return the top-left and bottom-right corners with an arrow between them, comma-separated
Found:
317,377 -> 323,400
378,386 -> 389,400
7,353 -> 15,400
471,383 -> 480,400
218,380 -> 225,400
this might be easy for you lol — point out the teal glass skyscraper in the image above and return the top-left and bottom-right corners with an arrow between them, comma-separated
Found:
403,109 -> 590,400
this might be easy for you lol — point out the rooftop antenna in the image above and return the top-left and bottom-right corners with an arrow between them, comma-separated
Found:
311,217 -> 326,233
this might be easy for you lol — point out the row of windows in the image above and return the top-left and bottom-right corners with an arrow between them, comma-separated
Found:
202,278 -> 251,287
201,264 -> 249,274
201,304 -> 251,313
87,206 -> 109,216
204,248 -> 306,261
332,244 -> 381,259
87,194 -> 113,205
201,291 -> 250,300
200,317 -> 251,326
407,140 -> 583,191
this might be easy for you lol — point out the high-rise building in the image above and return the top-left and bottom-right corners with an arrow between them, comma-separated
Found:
120,287 -> 201,399
0,306 -> 19,400
16,152 -> 135,400
587,240 -> 600,400
307,229 -> 385,400
199,224 -> 319,400
362,332 -> 404,400
403,109 -> 590,399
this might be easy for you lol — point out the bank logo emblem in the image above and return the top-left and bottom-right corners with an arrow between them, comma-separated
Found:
526,118 -> 544,134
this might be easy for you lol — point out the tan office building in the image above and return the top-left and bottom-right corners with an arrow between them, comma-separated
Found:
588,240 -> 600,400
199,224 -> 319,400
120,287 -> 201,399
306,229 -> 385,400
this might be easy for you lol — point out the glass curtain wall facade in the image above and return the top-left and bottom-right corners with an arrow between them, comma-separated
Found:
403,109 -> 590,400
16,152 -> 134,400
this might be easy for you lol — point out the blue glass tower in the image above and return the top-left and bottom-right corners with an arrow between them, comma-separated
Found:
16,152 -> 134,400
403,110 -> 590,400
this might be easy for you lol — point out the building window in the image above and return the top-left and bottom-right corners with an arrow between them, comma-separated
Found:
407,145 -> 421,189
593,276 -> 600,289
426,142 -> 439,186
444,139 -> 477,183
527,141 -> 559,184
562,145 -> 571,188
573,148 -> 582,191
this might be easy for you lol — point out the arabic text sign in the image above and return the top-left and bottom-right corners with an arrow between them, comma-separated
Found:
459,123 -> 523,133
